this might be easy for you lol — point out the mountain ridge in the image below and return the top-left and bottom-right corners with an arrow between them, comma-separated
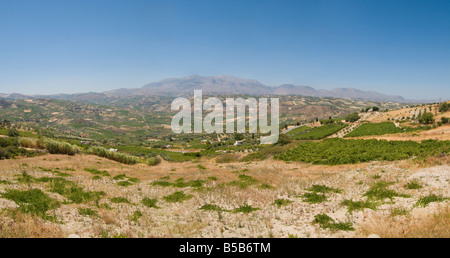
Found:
104,75 -> 410,102
0,75 -> 438,103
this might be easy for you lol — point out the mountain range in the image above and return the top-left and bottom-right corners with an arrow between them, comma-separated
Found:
106,75 -> 411,102
0,75 -> 430,103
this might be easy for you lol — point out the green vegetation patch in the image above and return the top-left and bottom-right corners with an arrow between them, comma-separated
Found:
341,199 -> 378,213
44,139 -> 81,156
163,191 -> 193,203
364,181 -> 411,202
301,192 -> 327,204
141,198 -> 160,209
88,146 -> 140,165
277,139 -> 450,165
285,125 -> 311,136
290,124 -> 347,140
110,197 -> 131,204
84,168 -> 110,177
274,199 -> 293,208
130,210 -> 143,222
199,204 -> 228,212
415,194 -> 448,207
42,177 -> 106,204
78,208 -> 98,217
151,178 -> 206,188
113,174 -> 140,187
228,174 -> 259,189
312,214 -> 354,232
346,122 -> 404,137
231,203 -> 260,214
1,189 -> 60,219
307,185 -> 342,194
404,180 -> 423,190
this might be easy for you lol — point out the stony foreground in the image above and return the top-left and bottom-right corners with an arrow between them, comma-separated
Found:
0,154 -> 449,238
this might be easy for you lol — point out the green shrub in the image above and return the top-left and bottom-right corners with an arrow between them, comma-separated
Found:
163,191 -> 193,203
404,180 -> 423,190
216,154 -> 240,163
274,199 -> 293,208
364,181 -> 411,201
44,139 -> 81,156
307,185 -> 342,194
142,198 -> 160,209
130,210 -> 143,222
84,168 -> 110,177
418,112 -> 435,124
1,189 -> 60,219
0,137 -> 16,147
151,180 -> 172,187
345,112 -> 360,123
228,174 -> 258,189
88,146 -> 139,165
438,102 -> 450,113
78,208 -> 98,217
17,137 -> 46,149
415,194 -> 448,207
110,197 -> 131,204
199,204 -> 227,212
7,128 -> 20,137
312,214 -> 354,232
346,122 -> 404,137
232,203 -> 260,213
44,177 -> 106,204
341,199 -> 378,213
0,146 -> 36,160
241,146 -> 287,161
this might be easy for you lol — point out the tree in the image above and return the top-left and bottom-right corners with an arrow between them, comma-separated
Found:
418,112 -> 435,124
439,102 -> 450,113
276,134 -> 292,146
345,112 -> 360,123
234,133 -> 244,141
7,128 -> 19,137
441,117 -> 449,124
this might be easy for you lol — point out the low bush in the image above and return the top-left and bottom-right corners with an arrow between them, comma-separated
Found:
44,139 -> 81,156
88,146 -> 139,165
1,189 -> 60,219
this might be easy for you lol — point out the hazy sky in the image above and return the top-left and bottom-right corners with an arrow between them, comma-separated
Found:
1,0 -> 449,99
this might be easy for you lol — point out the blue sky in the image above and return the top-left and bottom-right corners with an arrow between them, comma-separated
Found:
0,0 -> 449,99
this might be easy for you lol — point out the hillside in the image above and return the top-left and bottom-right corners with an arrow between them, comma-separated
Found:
0,95 -> 405,145
0,97 -> 448,239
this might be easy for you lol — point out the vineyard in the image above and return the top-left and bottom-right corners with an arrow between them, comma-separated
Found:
345,122 -> 423,138
289,124 -> 348,140
276,139 -> 450,165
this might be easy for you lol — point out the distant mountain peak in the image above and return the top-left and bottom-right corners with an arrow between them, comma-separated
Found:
105,75 -> 408,102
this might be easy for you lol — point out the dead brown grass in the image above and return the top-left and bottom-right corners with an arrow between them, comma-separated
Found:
358,205 -> 450,238
0,210 -> 64,238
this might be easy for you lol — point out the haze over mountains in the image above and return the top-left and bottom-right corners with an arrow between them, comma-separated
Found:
0,75 -> 434,103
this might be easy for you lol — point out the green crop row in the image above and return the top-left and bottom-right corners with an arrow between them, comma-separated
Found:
277,139 -> 450,165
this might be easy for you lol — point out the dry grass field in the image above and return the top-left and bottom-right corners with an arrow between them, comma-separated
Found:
0,154 -> 448,238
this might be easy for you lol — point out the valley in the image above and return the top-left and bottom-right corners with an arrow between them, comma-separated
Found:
0,94 -> 449,238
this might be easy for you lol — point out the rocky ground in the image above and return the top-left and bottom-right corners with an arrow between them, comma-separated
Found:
0,154 -> 448,238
